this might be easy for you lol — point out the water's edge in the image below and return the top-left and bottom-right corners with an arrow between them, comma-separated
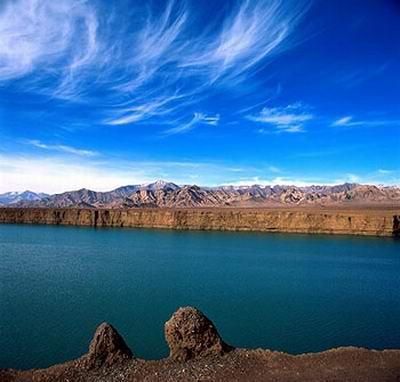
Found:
2,307 -> 399,382
0,207 -> 399,236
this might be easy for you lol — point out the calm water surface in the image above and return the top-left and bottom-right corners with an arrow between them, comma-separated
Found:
1,224 -> 399,369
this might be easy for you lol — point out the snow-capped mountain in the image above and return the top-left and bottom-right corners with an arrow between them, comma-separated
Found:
0,191 -> 49,206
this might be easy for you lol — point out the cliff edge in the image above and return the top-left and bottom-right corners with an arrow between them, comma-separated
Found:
0,207 -> 399,236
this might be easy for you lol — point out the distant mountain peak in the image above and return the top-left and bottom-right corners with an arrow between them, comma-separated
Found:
1,182 -> 399,208
142,180 -> 180,191
153,179 -> 170,186
0,190 -> 48,205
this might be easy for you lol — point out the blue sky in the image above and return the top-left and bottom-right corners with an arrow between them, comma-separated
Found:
0,0 -> 399,193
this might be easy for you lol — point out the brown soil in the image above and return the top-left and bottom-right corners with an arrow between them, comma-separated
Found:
2,348 -> 400,382
1,307 -> 399,382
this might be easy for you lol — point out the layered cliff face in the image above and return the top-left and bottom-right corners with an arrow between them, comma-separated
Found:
2,307 -> 399,382
5,182 -> 400,209
0,207 -> 399,236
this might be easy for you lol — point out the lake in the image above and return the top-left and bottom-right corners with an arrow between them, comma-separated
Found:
1,223 -> 399,369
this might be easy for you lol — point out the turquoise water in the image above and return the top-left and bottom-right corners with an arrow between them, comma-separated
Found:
0,224 -> 399,370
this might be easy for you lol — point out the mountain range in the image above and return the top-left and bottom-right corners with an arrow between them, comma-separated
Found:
0,191 -> 49,206
1,180 -> 399,208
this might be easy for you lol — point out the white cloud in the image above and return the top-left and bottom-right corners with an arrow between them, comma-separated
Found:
222,176 -> 337,187
223,170 -> 400,188
0,153 -> 254,193
106,94 -> 187,126
180,0 -> 307,85
201,114 -> 220,126
332,116 -> 353,126
345,173 -> 360,183
268,166 -> 282,173
163,112 -> 220,135
378,169 -> 393,175
1,153 -> 398,193
107,0 -> 308,125
332,115 -> 400,128
0,0 -> 310,126
248,103 -> 313,133
333,171 -> 400,186
26,140 -> 98,157
0,0 -> 99,98
0,155 -> 139,193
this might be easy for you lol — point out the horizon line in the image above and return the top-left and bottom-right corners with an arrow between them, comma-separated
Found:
1,180 -> 399,196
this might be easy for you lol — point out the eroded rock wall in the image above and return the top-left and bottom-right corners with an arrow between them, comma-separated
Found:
0,208 -> 399,236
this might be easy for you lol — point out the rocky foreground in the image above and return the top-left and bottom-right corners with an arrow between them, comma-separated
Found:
0,206 -> 399,236
1,307 -> 399,382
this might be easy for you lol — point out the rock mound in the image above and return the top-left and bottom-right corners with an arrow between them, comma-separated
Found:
82,322 -> 133,368
165,306 -> 231,361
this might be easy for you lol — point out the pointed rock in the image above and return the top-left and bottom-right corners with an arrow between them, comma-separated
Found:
165,307 -> 232,361
83,322 -> 133,368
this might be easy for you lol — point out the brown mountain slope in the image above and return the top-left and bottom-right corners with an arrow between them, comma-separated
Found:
10,182 -> 400,209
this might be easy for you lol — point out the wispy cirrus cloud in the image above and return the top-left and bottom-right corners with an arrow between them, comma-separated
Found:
164,113 -> 220,135
0,0 -> 99,99
332,115 -> 400,127
247,102 -> 314,133
332,116 -> 354,126
0,0 -> 310,128
180,0 -> 308,85
334,63 -> 389,89
26,140 -> 98,157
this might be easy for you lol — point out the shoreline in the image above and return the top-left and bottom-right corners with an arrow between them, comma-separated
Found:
2,307 -> 399,382
0,207 -> 399,237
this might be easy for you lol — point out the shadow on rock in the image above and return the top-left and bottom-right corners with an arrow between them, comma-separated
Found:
78,322 -> 133,369
165,306 -> 233,361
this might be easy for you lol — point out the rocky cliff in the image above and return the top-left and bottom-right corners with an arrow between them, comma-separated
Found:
0,207 -> 399,236
1,306 -> 399,382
